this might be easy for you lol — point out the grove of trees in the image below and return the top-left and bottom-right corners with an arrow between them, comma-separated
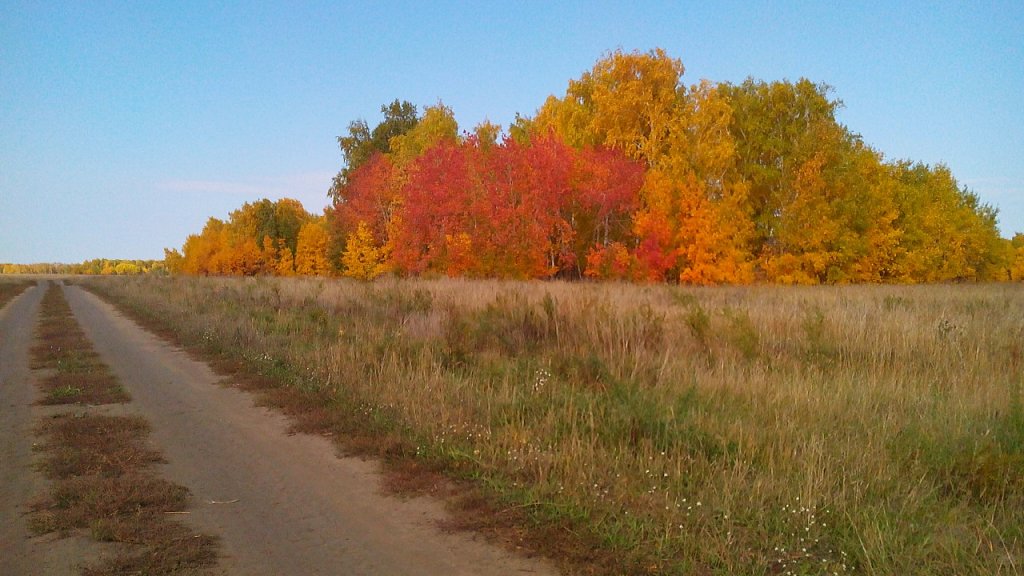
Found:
168,49 -> 1020,284
0,260 -> 165,276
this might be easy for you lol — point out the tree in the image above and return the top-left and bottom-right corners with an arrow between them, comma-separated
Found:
889,162 -> 1004,282
294,221 -> 332,276
330,100 -> 419,202
533,48 -> 684,165
276,239 -> 296,277
163,248 -> 184,274
720,78 -> 844,266
342,222 -> 387,280
1011,234 -> 1024,281
390,140 -> 476,275
229,198 -> 311,256
388,102 -> 460,168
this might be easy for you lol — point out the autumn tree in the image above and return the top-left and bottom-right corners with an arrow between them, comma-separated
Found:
166,48 -> 1012,285
388,102 -> 459,168
163,249 -> 184,274
1011,234 -> 1024,281
276,239 -> 296,277
342,222 -> 388,280
533,48 -> 684,165
889,162 -> 1005,281
329,99 -> 419,202
294,220 -> 332,276
389,139 -> 476,275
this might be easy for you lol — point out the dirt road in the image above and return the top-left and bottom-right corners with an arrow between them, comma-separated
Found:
0,282 -> 46,572
2,282 -> 557,575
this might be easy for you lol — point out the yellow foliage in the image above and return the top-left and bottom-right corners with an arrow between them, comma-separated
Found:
389,103 -> 459,167
294,221 -> 331,276
534,48 -> 683,165
342,221 -> 387,280
276,238 -> 296,277
1011,236 -> 1024,281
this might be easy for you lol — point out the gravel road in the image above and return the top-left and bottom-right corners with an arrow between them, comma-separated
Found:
1,282 -> 557,575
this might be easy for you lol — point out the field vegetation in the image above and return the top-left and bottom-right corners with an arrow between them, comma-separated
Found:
0,277 -> 33,307
85,275 -> 1023,575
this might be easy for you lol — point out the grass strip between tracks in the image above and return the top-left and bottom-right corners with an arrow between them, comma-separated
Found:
28,283 -> 219,575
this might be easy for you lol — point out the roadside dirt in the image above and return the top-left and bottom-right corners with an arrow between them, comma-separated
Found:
5,283 -> 556,575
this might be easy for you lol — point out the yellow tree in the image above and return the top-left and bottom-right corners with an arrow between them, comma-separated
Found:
163,248 -> 184,274
533,48 -> 684,166
275,239 -> 295,276
389,102 -> 459,168
631,80 -> 755,284
294,221 -> 331,276
674,81 -> 754,284
342,221 -> 388,280
1011,234 -> 1024,281
760,152 -> 839,284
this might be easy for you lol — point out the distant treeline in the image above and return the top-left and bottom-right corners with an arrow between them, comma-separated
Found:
164,48 -> 1024,283
1,259 -> 166,276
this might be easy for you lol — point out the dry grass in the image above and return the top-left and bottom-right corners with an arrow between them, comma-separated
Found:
83,275 -> 1024,575
29,283 -> 219,575
0,277 -> 33,308
31,283 -> 129,405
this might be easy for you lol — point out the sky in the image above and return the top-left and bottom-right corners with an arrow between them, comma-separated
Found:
2,1 -> 1022,263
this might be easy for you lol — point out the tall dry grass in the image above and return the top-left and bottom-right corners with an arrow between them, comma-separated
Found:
85,275 -> 1023,575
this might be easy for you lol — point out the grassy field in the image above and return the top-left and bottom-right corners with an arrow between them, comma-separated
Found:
84,275 -> 1023,575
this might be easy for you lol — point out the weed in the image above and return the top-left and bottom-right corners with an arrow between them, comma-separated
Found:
723,307 -> 759,361
684,302 -> 711,347
882,295 -> 911,311
801,306 -> 837,365
46,385 -> 82,402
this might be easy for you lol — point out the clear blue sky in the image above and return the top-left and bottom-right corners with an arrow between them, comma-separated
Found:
2,1 -> 1021,263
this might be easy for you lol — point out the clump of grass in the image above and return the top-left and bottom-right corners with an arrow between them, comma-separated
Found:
684,302 -> 711,347
30,414 -> 219,576
82,276 -> 1024,576
723,306 -> 760,361
35,414 -> 163,479
801,306 -> 838,365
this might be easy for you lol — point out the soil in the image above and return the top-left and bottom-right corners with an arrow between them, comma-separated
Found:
1,282 -> 558,576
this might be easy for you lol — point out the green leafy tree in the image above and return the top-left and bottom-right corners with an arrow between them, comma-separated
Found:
329,100 -> 419,202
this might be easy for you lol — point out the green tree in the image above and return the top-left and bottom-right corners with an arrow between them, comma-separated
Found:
329,99 -> 419,202
388,102 -> 459,167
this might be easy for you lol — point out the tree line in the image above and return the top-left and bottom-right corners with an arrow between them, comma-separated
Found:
168,49 -> 1023,283
1,260 -> 165,276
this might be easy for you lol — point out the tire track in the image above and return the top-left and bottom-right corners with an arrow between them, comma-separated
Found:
0,281 -> 46,573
